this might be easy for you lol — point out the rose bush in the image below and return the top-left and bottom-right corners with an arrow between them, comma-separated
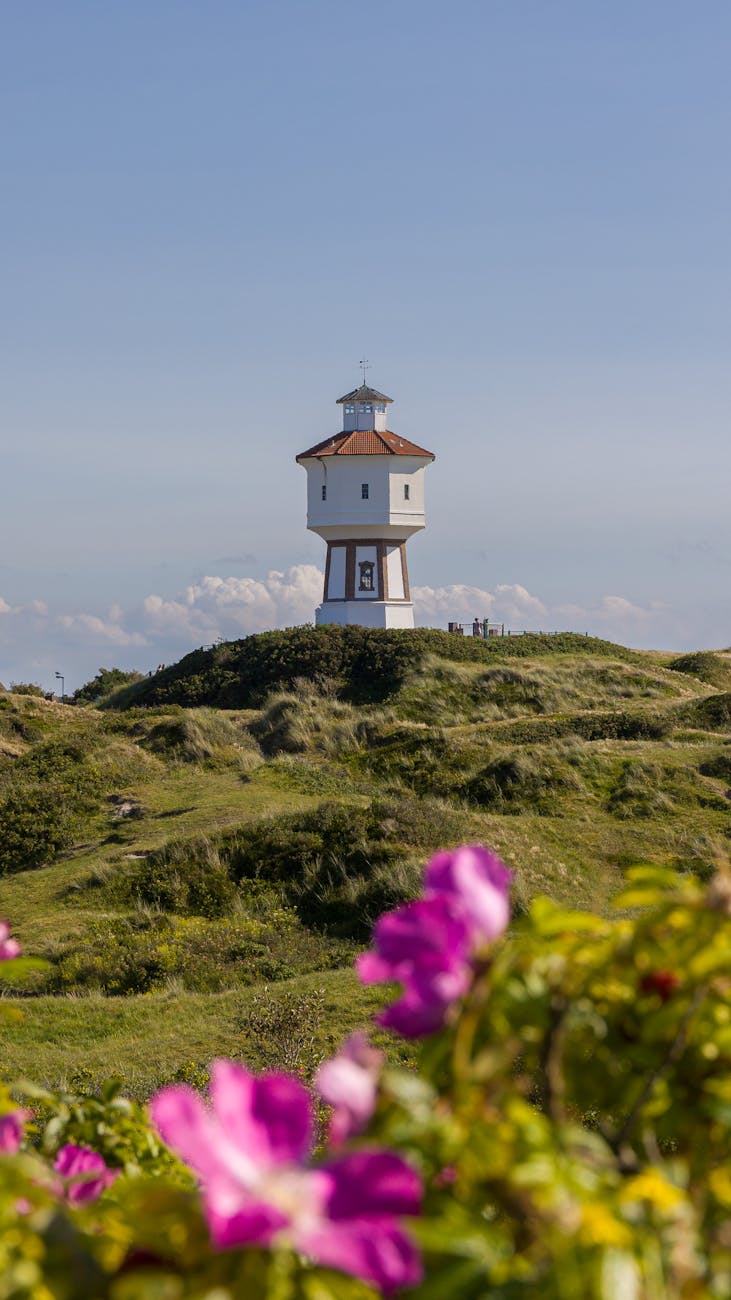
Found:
1,848 -> 731,1298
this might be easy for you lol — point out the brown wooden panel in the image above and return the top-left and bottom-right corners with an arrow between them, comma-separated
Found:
401,543 -> 411,601
377,540 -> 388,600
345,542 -> 356,601
323,544 -> 332,602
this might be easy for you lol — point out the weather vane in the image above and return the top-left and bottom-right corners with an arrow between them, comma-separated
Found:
359,357 -> 370,386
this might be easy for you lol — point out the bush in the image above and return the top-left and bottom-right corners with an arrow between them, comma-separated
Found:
0,784 -> 82,873
110,626 -> 636,712
140,709 -> 262,770
355,727 -> 472,797
699,750 -> 731,784
668,650 -> 731,689
251,684 -> 365,757
238,987 -> 327,1074
492,706 -> 674,745
465,751 -> 582,815
205,802 -> 413,938
681,692 -> 731,732
73,667 -> 145,705
9,682 -> 45,697
50,911 -> 352,994
132,797 -> 471,939
4,859 -> 731,1297
605,760 -> 675,819
0,739 -> 103,874
110,844 -> 239,918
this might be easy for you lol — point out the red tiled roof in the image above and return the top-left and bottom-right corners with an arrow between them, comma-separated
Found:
296,429 -> 435,460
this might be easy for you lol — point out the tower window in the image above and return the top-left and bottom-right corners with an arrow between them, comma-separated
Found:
359,561 -> 375,592
375,403 -> 386,413
345,402 -> 355,414
403,484 -> 410,500
361,483 -> 369,499
321,484 -> 327,501
360,402 -> 372,414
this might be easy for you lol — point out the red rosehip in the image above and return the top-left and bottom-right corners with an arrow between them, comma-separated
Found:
640,970 -> 680,1001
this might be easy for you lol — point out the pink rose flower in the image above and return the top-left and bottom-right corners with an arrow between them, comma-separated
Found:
357,893 -> 474,1037
316,1033 -> 385,1146
425,845 -> 511,945
53,1144 -> 118,1205
0,1110 -> 30,1153
358,845 -> 511,1038
0,921 -> 21,961
152,1060 -> 422,1296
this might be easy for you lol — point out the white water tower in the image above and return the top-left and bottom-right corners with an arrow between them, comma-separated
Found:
296,382 -> 435,628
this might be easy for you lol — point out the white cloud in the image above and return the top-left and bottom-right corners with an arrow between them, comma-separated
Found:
56,613 -> 147,647
413,582 -> 548,630
412,582 -> 671,641
0,597 -> 47,618
140,566 -> 324,644
0,566 -> 693,691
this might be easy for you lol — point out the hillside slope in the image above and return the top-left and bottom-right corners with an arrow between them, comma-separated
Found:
1,630 -> 730,1093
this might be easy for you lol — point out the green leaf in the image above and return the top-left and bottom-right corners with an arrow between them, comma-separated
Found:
529,896 -> 607,936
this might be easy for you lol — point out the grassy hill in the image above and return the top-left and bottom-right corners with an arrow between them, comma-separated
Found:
1,627 -> 731,1095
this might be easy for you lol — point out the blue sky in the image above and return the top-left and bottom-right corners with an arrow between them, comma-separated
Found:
2,1 -> 731,687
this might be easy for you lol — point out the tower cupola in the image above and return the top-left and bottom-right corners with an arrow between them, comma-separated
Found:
337,385 -> 393,433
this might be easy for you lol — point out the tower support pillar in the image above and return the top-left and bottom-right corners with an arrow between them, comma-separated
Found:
317,538 -> 414,629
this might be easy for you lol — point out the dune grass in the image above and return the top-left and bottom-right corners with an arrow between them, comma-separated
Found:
1,631 -> 730,1094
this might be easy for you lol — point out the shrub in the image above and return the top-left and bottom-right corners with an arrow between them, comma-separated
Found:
238,987 -> 327,1074
251,684 -> 365,757
134,797 -> 470,939
0,739 -> 103,874
140,709 -> 262,770
9,682 -> 45,697
355,727 -> 472,797
668,650 -> 731,689
50,911 -> 352,994
492,706 -> 674,745
73,668 -> 146,705
4,858 -> 731,1297
111,843 -> 238,918
110,626 -> 636,712
681,692 -> 731,732
465,751 -> 582,815
215,801 -> 414,937
606,760 -> 675,819
0,785 -> 82,874
699,750 -> 731,784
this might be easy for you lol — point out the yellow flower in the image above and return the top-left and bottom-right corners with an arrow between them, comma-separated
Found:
621,1170 -> 683,1212
578,1204 -> 632,1247
709,1167 -> 731,1208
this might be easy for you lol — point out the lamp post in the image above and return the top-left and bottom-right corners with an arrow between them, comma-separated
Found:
55,671 -> 65,703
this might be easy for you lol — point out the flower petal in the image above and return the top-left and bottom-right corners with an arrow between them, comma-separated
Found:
316,1035 -> 383,1144
0,1110 -> 30,1153
426,845 -> 511,942
370,896 -> 470,967
204,1192 -> 288,1250
356,950 -> 395,984
300,1220 -> 422,1296
54,1144 -> 117,1204
210,1061 -> 313,1169
324,1151 -> 422,1220
150,1084 -> 223,1181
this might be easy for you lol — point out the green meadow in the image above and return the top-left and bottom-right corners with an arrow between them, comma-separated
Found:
1,627 -> 730,1094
